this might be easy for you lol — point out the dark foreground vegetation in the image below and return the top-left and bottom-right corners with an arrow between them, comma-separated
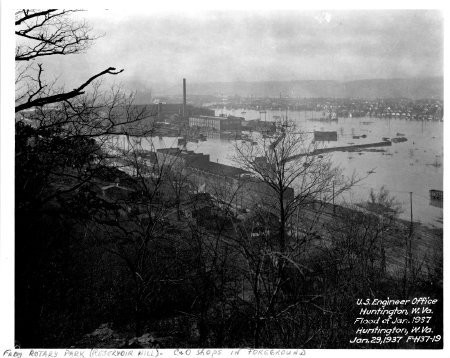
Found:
15,112 -> 443,348
14,9 -> 442,349
15,152 -> 443,348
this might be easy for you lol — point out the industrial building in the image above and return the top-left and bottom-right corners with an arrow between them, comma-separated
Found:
154,103 -> 214,121
152,78 -> 214,122
241,119 -> 277,134
188,115 -> 243,131
156,148 -> 294,213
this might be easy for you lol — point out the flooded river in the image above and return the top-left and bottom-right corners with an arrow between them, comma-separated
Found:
116,108 -> 443,228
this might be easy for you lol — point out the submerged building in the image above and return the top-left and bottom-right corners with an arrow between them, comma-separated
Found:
188,115 -> 243,131
154,103 -> 214,121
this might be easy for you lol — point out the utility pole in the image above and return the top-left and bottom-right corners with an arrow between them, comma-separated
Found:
408,192 -> 413,275
405,191 -> 413,293
409,192 -> 413,235
332,181 -> 335,215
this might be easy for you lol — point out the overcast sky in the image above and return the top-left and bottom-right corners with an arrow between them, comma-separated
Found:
42,9 -> 443,90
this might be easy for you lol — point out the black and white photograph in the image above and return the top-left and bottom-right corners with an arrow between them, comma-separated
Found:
1,1 -> 447,353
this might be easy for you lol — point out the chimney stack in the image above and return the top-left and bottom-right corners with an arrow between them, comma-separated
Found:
183,78 -> 186,118
158,102 -> 162,119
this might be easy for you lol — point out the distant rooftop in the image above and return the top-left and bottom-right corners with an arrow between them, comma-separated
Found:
190,115 -> 244,120
157,148 -> 196,156
156,147 -> 249,178
190,160 -> 249,178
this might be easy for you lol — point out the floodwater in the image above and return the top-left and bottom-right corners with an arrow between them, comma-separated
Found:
115,108 -> 443,228
219,109 -> 443,228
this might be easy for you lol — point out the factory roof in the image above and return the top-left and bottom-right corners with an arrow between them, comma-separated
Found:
156,148 -> 249,178
157,148 -> 197,156
190,160 -> 249,178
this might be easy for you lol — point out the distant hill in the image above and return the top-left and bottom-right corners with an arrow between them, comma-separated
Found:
149,77 -> 443,100
342,78 -> 443,99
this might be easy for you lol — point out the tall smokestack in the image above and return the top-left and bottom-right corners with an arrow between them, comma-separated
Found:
183,78 -> 186,118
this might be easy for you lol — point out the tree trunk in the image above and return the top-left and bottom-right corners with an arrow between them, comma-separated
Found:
134,296 -> 143,337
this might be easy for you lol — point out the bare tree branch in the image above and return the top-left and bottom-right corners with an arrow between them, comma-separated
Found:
15,9 -> 57,26
15,9 -> 94,61
16,67 -> 124,112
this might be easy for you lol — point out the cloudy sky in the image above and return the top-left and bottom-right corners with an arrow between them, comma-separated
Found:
42,9 -> 443,90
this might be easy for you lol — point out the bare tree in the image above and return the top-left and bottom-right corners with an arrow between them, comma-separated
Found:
233,122 -> 356,256
15,8 -> 156,213
14,9 -> 156,347
15,9 -> 123,112
228,122 -> 359,347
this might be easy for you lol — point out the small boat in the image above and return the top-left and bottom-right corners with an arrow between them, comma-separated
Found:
427,159 -> 442,168
391,137 -> 407,143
